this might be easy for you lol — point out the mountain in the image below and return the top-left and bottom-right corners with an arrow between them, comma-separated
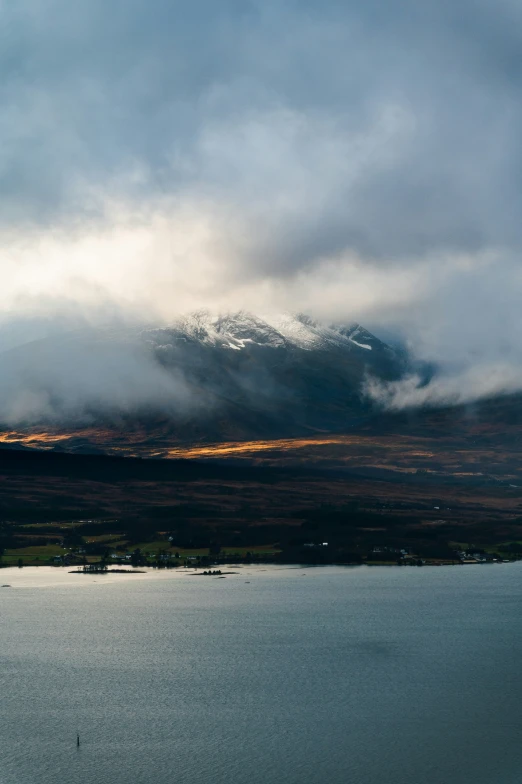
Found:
144,310 -> 405,380
0,311 -> 409,444
150,311 -> 393,355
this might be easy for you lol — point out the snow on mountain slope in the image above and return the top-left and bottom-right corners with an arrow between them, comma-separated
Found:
143,311 -> 283,352
270,314 -> 382,352
0,311 -> 409,439
142,311 -> 396,357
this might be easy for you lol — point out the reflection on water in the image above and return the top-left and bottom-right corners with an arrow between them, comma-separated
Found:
1,564 -> 522,784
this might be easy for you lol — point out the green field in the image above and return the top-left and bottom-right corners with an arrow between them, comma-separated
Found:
2,544 -> 66,565
0,541 -> 281,567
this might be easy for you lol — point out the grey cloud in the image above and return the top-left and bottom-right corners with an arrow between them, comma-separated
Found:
1,0 -> 522,411
0,329 -> 196,424
1,0 -> 522,265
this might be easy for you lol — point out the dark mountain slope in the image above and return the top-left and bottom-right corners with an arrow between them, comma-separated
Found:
0,311 -> 409,442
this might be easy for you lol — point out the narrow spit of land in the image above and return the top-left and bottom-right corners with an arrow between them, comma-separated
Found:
69,568 -> 146,574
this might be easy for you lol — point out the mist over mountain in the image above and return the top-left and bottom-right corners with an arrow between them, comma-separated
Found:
0,311 -> 411,440
0,0 -> 521,416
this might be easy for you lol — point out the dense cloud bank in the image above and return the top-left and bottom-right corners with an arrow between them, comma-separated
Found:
0,331 -> 196,424
1,0 -> 522,410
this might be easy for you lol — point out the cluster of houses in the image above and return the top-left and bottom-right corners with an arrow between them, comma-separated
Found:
371,546 -> 410,556
370,545 -> 502,564
457,550 -> 498,564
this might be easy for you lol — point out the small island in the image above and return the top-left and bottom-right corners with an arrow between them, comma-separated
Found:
69,564 -> 146,574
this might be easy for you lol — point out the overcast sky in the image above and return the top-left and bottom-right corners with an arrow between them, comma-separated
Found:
2,0 -> 522,407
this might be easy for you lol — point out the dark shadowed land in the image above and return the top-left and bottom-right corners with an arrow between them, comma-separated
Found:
3,320 -> 522,570
2,401 -> 522,568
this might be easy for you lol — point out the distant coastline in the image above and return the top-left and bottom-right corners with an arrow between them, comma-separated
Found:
1,557 -> 515,572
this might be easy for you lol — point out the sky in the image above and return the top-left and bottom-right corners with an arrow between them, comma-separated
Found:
1,0 -> 522,413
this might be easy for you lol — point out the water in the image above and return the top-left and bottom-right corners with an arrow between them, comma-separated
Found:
1,563 -> 522,784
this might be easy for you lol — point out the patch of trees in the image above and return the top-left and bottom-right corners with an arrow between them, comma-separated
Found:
62,530 -> 86,548
0,521 -> 15,552
499,542 -> 522,554
366,551 -> 402,562
416,545 -> 459,560
165,523 -> 211,549
298,503 -> 413,532
12,536 -> 62,548
278,543 -> 362,565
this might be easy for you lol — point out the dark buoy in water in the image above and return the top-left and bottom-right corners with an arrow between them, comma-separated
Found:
77,733 -> 80,748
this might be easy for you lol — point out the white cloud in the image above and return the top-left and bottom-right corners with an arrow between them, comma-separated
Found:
1,0 -> 522,413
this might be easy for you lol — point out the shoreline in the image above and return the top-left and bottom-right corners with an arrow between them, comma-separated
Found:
0,560 -> 514,572
0,559 -> 515,578
1,555 -> 515,572
1,561 -> 520,590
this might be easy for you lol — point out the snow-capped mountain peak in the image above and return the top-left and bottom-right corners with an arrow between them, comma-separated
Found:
0,309 -> 409,438
144,311 -> 390,355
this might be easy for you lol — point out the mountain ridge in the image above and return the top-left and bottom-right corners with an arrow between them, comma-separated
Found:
0,311 -> 408,442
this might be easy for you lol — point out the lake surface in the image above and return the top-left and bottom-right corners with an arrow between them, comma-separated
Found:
1,563 -> 522,784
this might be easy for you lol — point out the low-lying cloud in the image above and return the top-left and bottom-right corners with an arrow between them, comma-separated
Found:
366,364 -> 522,412
0,331 -> 197,425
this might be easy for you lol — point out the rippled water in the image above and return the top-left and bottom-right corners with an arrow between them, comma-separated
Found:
1,563 -> 522,784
